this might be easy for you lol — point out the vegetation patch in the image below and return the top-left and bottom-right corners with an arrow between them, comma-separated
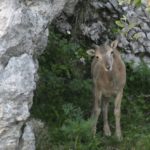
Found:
31,27 -> 150,150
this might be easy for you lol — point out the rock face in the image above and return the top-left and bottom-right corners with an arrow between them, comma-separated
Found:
119,3 -> 150,65
53,0 -> 150,65
0,0 -> 70,149
0,0 -> 149,149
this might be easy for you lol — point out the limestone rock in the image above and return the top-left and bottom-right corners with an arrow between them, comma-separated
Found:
0,54 -> 36,150
80,21 -> 106,42
64,0 -> 80,16
0,0 -> 69,149
19,122 -> 36,150
53,0 -> 150,65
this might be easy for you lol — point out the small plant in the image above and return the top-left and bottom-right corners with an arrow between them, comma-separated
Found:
48,103 -> 101,150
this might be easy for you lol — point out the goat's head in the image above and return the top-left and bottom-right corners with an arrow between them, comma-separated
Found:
87,40 -> 118,72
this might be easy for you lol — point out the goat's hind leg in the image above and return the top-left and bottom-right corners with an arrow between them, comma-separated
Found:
91,88 -> 102,136
114,90 -> 123,140
102,97 -> 111,136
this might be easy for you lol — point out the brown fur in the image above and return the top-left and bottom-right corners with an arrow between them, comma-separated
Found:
87,41 -> 126,140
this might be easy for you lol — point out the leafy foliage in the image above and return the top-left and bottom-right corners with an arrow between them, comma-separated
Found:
31,27 -> 92,126
31,26 -> 150,149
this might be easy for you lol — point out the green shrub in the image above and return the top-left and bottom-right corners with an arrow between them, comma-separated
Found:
31,26 -> 150,150
31,27 -> 92,126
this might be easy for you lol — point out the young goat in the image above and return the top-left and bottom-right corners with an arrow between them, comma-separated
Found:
87,40 -> 126,140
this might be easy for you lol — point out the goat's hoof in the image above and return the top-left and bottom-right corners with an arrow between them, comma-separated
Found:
105,131 -> 111,137
117,136 -> 123,141
104,126 -> 111,136
115,133 -> 123,141
92,128 -> 96,137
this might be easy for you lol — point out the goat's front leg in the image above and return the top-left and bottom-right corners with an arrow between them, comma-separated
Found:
91,87 -> 102,136
114,90 -> 123,140
102,97 -> 111,136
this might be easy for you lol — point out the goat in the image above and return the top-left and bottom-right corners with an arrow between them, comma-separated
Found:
87,40 -> 126,140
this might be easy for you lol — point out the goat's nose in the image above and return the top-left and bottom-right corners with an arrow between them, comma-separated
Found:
106,65 -> 110,70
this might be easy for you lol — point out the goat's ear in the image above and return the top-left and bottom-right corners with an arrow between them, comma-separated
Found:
86,49 -> 95,56
110,40 -> 118,49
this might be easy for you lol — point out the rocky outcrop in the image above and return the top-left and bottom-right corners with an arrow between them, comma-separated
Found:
0,0 -> 149,149
0,0 -> 70,149
118,2 -> 150,65
53,0 -> 150,66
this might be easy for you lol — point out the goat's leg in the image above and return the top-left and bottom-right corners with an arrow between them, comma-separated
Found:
91,88 -> 102,136
102,97 -> 111,136
114,90 -> 123,140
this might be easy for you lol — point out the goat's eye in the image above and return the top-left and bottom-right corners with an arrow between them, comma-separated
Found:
111,51 -> 114,55
95,56 -> 99,59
